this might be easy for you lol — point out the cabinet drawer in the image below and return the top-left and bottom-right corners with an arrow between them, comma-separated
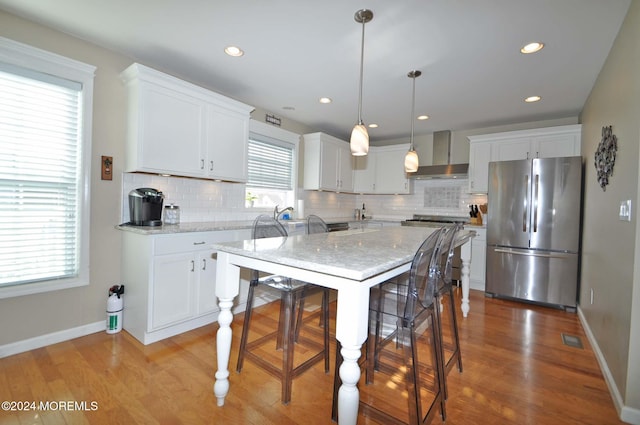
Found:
154,229 -> 251,255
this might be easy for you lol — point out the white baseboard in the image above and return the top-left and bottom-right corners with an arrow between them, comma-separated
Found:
0,321 -> 105,359
577,306 -> 640,425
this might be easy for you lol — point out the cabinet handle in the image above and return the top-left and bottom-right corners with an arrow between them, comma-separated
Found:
200,159 -> 205,170
190,260 -> 195,272
210,160 -> 214,171
202,258 -> 206,270
193,241 -> 206,245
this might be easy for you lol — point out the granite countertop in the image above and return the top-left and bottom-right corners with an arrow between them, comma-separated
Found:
212,226 -> 476,281
115,216 -> 404,235
116,220 -> 254,235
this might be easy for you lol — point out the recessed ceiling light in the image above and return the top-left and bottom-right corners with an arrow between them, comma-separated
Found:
525,95 -> 541,103
224,46 -> 244,57
520,42 -> 544,54
417,115 -> 429,120
319,97 -> 332,104
368,123 -> 378,128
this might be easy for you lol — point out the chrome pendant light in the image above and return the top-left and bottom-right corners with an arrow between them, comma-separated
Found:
404,70 -> 421,172
350,9 -> 373,156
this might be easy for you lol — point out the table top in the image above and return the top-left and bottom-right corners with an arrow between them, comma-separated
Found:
211,226 -> 475,282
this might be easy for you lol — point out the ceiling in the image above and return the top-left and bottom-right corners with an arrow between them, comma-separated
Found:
0,0 -> 631,142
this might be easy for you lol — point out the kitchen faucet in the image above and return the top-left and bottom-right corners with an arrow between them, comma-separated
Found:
274,205 -> 294,220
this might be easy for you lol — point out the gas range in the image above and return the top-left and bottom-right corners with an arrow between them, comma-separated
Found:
400,214 -> 469,228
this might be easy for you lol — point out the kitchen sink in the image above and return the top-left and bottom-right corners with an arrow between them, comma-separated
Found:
278,219 -> 306,235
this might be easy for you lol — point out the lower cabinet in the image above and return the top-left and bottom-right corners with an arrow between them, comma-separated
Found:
469,227 -> 486,291
122,229 -> 251,345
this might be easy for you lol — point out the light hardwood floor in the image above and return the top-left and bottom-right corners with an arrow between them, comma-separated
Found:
0,289 -> 624,425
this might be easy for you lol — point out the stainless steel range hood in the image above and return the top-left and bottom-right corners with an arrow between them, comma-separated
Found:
411,130 -> 469,179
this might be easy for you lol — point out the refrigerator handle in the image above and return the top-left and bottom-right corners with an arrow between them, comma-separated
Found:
533,174 -> 539,232
494,247 -> 572,259
523,175 -> 529,232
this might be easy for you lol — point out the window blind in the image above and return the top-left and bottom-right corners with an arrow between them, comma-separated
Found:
0,66 -> 82,287
247,138 -> 293,190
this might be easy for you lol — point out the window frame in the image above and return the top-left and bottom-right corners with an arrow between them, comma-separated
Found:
246,120 -> 299,211
0,37 -> 95,299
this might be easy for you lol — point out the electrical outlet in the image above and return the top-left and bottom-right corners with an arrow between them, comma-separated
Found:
619,200 -> 632,221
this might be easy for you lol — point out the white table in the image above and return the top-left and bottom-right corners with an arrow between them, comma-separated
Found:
211,226 -> 475,425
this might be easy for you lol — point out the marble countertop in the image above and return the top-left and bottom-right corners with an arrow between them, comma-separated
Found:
115,217 -> 403,235
212,226 -> 475,281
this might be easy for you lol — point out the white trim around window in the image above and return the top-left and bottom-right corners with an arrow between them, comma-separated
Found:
247,120 -> 300,209
0,37 -> 95,298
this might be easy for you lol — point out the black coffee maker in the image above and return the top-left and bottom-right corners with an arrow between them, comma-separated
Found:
128,188 -> 164,226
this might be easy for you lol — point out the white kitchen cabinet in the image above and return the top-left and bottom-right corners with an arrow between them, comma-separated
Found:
374,145 -> 412,194
353,152 -> 376,193
468,141 -> 492,193
121,228 -> 251,345
467,124 -> 581,193
303,132 -> 354,192
469,227 -> 486,291
489,125 -> 581,162
121,63 -> 253,182
205,105 -> 249,181
353,145 -> 412,194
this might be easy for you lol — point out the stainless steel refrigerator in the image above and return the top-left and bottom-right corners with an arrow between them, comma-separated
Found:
486,156 -> 582,310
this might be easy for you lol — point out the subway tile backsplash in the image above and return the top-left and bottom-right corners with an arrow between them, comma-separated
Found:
355,179 -> 487,220
121,173 -> 487,223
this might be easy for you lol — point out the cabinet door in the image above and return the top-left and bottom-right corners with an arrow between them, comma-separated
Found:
533,133 -> 581,158
319,141 -> 340,191
375,148 -> 410,194
138,83 -> 206,176
491,138 -> 531,161
468,142 -> 492,193
206,106 -> 249,182
196,251 -> 218,314
353,154 -> 376,193
337,145 -> 354,192
469,228 -> 486,290
152,252 -> 195,330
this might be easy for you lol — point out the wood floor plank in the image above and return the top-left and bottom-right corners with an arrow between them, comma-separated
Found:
0,289 -> 625,425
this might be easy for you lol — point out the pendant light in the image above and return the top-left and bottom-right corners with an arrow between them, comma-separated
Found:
404,70 -> 422,172
350,9 -> 373,156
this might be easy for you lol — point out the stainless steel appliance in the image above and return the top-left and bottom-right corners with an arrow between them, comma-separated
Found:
409,130 -> 469,179
128,188 -> 164,226
486,156 -> 582,311
401,214 -> 469,280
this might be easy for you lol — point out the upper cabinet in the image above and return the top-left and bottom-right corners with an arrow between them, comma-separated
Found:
467,141 -> 492,193
121,63 -> 253,182
354,144 -> 412,194
303,132 -> 354,192
467,124 -> 581,193
489,124 -> 582,162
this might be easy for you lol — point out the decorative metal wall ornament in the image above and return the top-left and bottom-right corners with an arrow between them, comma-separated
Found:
594,125 -> 617,191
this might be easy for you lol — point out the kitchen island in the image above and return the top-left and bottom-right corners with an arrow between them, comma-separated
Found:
211,226 -> 475,425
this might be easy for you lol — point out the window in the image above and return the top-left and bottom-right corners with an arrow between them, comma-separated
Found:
246,120 -> 298,209
0,37 -> 95,298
